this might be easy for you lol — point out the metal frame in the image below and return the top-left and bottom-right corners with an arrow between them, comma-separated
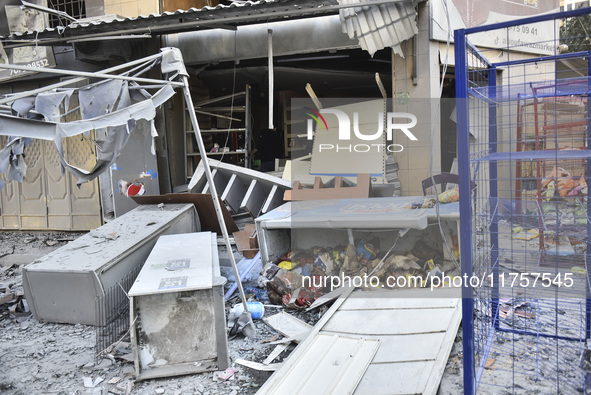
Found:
0,49 -> 255,333
456,8 -> 591,394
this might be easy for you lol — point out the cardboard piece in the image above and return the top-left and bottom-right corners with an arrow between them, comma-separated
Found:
284,174 -> 371,201
232,223 -> 259,258
132,193 -> 238,234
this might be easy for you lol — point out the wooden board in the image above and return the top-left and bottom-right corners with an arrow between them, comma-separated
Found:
286,174 -> 371,201
132,193 -> 238,234
233,224 -> 257,252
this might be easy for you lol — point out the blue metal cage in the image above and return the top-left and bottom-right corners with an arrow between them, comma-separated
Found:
456,8 -> 591,394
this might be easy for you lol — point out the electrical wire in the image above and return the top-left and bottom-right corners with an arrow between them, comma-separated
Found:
216,29 -> 239,167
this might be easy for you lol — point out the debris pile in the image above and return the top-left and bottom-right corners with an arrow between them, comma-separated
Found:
0,282 -> 29,321
540,166 -> 587,200
256,238 -> 456,309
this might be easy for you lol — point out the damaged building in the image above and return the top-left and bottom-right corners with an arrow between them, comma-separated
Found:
2,0 -> 590,394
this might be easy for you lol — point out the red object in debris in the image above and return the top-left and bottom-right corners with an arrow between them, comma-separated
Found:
281,293 -> 291,306
217,367 -> 235,381
296,288 -> 313,307
126,182 -> 145,197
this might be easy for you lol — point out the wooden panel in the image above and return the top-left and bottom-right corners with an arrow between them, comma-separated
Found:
322,308 -> 456,335
132,193 -> 238,234
287,174 -> 371,201
260,288 -> 460,395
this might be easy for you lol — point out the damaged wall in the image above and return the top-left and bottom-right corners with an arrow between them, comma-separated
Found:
392,1 -> 442,196
0,38 -> 172,228
0,77 -> 102,230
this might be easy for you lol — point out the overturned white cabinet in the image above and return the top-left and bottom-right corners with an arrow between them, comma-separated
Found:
22,203 -> 199,325
129,232 -> 229,380
256,197 -> 460,266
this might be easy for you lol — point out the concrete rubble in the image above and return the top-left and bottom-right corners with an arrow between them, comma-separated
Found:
0,223 -> 576,394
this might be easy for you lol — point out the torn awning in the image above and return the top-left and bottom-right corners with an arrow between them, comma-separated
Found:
0,48 -> 182,189
339,0 -> 418,57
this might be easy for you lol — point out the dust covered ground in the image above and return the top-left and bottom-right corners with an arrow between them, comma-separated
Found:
10,230 -> 576,394
0,231 -> 328,395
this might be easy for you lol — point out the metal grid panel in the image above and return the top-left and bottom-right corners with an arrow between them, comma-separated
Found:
456,8 -> 591,394
47,0 -> 86,27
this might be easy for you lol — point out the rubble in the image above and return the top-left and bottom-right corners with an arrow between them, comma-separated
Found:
0,229 -> 571,394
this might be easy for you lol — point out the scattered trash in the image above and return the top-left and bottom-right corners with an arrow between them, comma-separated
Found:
408,198 -> 436,209
118,180 -> 146,197
572,266 -> 587,276
263,344 -> 289,365
0,245 -> 14,258
513,228 -> 539,241
217,367 -> 235,381
23,236 -> 37,244
308,286 -> 349,310
261,334 -> 280,343
263,311 -> 312,340
235,359 -> 283,371
229,301 -> 265,321
0,292 -> 15,305
438,187 -> 460,203
244,286 -> 267,300
83,376 -> 104,388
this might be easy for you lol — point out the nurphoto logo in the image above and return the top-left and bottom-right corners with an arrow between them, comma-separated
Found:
305,106 -> 418,153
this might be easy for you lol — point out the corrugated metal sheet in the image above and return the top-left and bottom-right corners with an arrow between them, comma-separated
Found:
258,333 -> 380,395
6,0 -> 276,38
339,0 -> 418,57
1,0 -> 341,43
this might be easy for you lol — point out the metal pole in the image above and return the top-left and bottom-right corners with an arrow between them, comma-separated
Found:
268,29 -> 274,129
455,28 -> 475,395
0,62 -> 184,88
0,52 -> 165,105
181,75 -> 255,336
